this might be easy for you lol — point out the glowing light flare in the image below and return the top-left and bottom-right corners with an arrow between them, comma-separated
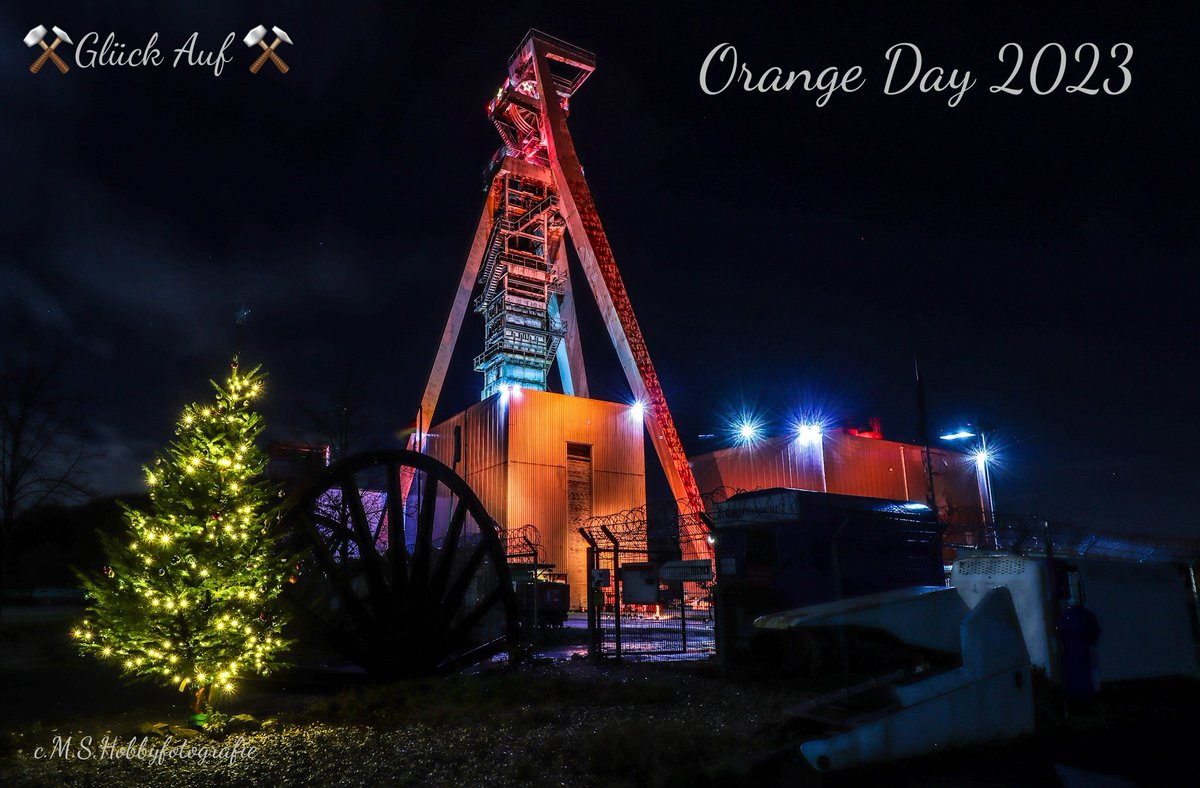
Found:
795,422 -> 823,446
939,429 -> 976,441
731,415 -> 763,446
629,400 -> 646,419
498,382 -> 525,406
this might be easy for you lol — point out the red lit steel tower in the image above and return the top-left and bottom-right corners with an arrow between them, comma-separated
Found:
409,30 -> 707,541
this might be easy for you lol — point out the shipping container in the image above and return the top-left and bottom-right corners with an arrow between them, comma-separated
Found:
711,488 -> 945,667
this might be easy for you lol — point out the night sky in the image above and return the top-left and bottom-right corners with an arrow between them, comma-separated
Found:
2,2 -> 1197,536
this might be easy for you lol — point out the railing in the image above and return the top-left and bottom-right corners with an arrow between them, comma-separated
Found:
579,526 -> 716,661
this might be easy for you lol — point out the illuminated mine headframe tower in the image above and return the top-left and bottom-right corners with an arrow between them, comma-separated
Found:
410,30 -> 707,545
472,171 -> 565,399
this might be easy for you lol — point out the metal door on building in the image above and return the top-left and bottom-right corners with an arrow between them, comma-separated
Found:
567,443 -> 593,610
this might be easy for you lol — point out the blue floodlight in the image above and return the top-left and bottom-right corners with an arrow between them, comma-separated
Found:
796,422 -> 823,446
732,417 -> 761,445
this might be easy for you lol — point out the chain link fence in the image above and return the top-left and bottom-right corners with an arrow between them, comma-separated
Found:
575,490 -> 735,659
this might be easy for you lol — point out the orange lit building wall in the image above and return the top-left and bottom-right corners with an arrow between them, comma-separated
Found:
689,432 -> 984,514
425,389 -> 646,608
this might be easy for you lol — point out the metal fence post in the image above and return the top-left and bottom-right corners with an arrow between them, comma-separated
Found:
1043,520 -> 1063,686
601,525 -> 621,660
578,528 -> 601,658
523,535 -> 540,631
680,589 -> 687,653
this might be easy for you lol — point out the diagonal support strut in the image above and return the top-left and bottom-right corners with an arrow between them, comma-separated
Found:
527,37 -> 708,556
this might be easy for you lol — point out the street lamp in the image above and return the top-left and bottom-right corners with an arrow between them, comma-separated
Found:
940,425 -> 996,526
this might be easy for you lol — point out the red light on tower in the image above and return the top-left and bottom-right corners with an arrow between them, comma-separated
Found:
847,416 -> 884,439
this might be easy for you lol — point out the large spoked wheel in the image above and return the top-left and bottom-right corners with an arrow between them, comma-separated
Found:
281,449 -> 519,677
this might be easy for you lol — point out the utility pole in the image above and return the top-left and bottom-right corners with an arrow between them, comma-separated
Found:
914,357 -> 938,511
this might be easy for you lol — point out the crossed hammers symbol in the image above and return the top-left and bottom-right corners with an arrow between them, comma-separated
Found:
244,25 -> 292,74
25,25 -> 72,74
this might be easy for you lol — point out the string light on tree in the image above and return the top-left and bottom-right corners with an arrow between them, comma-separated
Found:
75,359 -> 294,719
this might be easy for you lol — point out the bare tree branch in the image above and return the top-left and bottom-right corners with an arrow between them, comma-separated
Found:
292,364 -> 386,464
1,348 -> 99,606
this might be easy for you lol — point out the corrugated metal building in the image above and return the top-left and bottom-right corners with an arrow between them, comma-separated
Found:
690,431 -> 988,514
425,388 -> 646,608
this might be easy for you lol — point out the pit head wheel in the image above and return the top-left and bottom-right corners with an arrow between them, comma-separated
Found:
281,449 -> 518,676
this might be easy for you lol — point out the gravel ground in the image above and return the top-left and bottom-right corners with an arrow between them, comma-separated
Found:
1,658 -> 818,788
4,607 -> 1197,786
6,719 -> 603,787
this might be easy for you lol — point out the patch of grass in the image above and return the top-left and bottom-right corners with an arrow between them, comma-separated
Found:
576,720 -> 735,788
303,667 -> 683,729
507,754 -> 539,782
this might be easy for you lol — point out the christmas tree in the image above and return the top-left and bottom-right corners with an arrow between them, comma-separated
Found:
76,359 -> 292,715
